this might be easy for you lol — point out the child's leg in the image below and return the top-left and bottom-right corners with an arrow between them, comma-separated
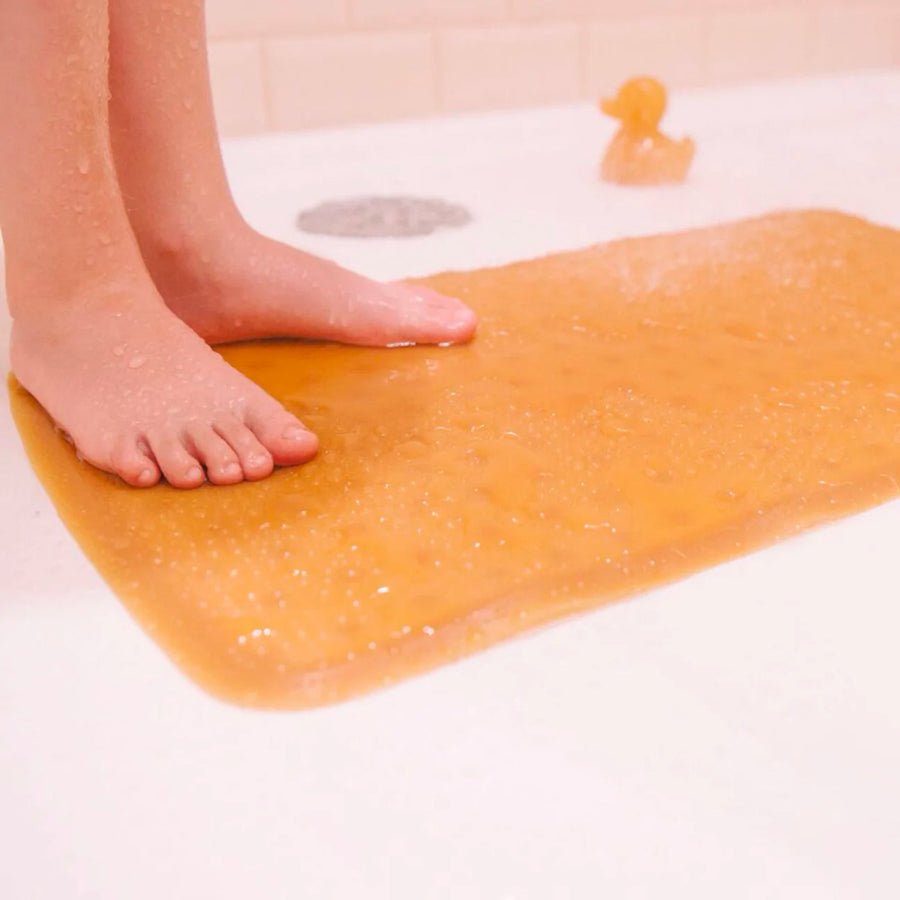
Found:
1,0 -> 317,488
107,0 -> 477,347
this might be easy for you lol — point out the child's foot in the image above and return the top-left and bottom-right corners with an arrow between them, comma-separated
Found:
10,278 -> 318,489
140,224 -> 478,347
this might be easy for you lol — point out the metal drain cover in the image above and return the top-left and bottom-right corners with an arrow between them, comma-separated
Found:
296,195 -> 472,238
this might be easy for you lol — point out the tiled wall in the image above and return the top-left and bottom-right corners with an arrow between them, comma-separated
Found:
206,0 -> 900,136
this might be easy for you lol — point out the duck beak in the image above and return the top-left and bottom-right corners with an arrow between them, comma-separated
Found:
600,97 -> 621,119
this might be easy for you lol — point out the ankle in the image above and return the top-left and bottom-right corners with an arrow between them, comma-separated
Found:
129,201 -> 247,274
3,214 -> 147,307
4,243 -> 153,324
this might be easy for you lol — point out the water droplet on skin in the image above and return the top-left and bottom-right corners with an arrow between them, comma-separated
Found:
113,345 -> 125,356
72,200 -> 84,213
128,355 -> 146,369
99,234 -> 112,246
182,97 -> 194,111
77,157 -> 90,175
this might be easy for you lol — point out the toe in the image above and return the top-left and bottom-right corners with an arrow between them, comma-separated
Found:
387,282 -> 478,345
147,432 -> 206,489
427,290 -> 478,343
109,440 -> 161,488
213,414 -> 276,480
187,426 -> 244,486
242,403 -> 319,469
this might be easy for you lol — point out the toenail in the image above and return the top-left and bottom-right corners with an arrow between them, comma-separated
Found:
247,453 -> 270,469
223,462 -> 241,477
186,465 -> 204,482
137,468 -> 155,486
282,424 -> 309,441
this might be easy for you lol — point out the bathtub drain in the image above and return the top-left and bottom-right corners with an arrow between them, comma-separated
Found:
296,195 -> 472,238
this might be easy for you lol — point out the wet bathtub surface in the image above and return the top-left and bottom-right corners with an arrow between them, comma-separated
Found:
3,72 -> 900,899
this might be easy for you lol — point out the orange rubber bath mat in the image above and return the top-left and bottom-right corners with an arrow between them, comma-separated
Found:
10,210 -> 900,708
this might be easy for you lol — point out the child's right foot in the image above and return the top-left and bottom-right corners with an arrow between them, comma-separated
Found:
9,277 -> 318,488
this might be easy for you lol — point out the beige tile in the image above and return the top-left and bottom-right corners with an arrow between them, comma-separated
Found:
690,0 -> 822,9
438,23 -> 583,113
206,0 -> 347,39
512,0 -> 693,18
350,0 -> 507,29
264,32 -> 437,130
692,0 -> 786,8
709,7 -> 817,83
814,3 -> 900,72
208,40 -> 268,136
586,15 -> 708,98
493,0 -> 597,19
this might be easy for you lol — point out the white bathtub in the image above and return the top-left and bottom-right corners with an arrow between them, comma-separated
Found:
2,71 -> 900,899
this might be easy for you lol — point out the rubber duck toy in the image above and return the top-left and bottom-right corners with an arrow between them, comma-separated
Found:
599,76 -> 695,185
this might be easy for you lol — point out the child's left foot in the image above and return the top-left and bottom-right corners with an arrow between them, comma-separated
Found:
141,224 -> 478,347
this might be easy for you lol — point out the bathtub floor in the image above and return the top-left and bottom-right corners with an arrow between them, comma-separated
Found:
2,72 -> 900,899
